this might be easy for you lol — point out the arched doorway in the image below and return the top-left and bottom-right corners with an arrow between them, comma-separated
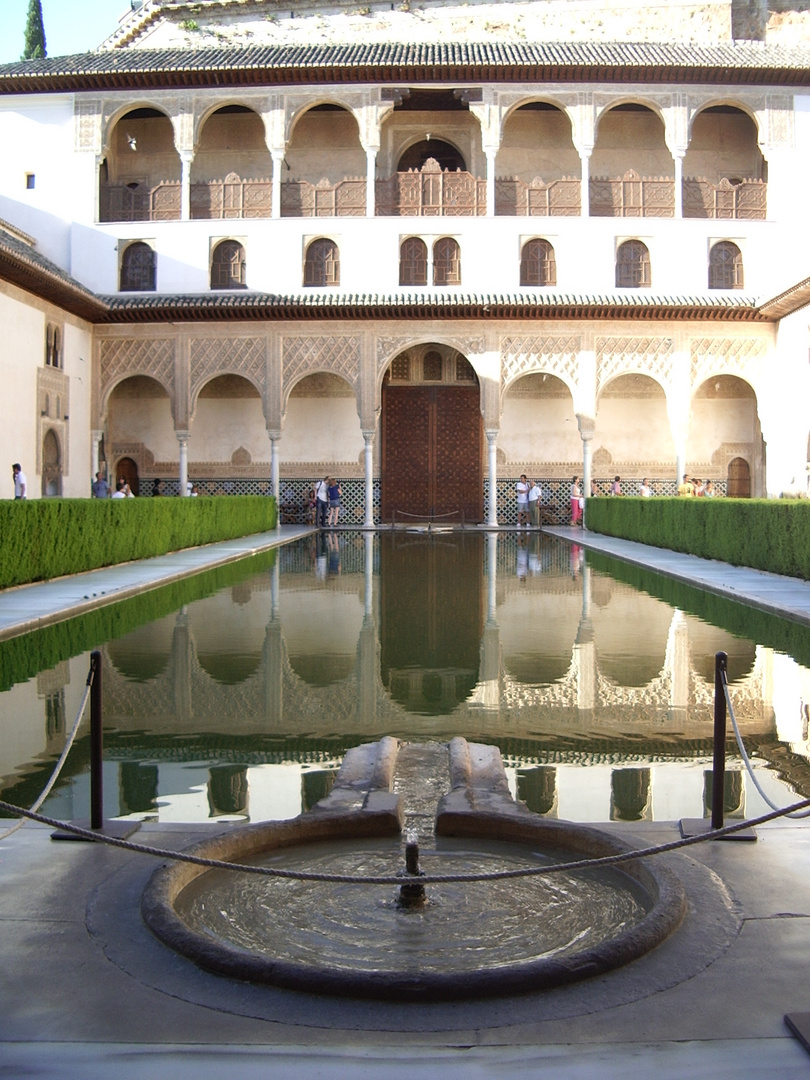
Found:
115,457 -> 140,495
727,456 -> 751,497
381,345 -> 482,523
41,428 -> 61,496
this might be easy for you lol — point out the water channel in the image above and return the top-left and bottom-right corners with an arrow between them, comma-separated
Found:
1,532 -> 808,826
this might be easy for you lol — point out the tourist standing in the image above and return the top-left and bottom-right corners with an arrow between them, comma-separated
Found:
677,474 -> 694,497
515,474 -> 529,527
611,475 -> 622,496
704,480 -> 715,497
639,478 -> 652,497
570,476 -> 582,525
12,463 -> 26,499
315,475 -> 329,528
327,477 -> 342,527
528,480 -> 541,527
91,470 -> 110,498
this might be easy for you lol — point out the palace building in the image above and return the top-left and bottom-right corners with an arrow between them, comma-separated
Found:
1,0 -> 809,519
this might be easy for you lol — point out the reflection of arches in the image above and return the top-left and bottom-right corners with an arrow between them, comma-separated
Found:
611,768 -> 651,821
107,621 -> 173,682
41,428 -> 61,497
115,456 -> 140,496
196,651 -> 262,685
517,767 -> 557,816
398,140 -> 465,173
689,623 -> 757,684
727,456 -> 751,497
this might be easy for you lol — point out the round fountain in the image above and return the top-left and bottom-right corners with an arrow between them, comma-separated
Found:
142,738 -> 686,1001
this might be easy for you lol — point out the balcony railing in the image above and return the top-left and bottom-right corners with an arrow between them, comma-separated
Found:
495,177 -> 580,216
683,177 -> 766,220
376,160 -> 486,217
590,171 -> 674,218
281,177 -> 366,217
100,180 -> 180,222
191,174 -> 272,219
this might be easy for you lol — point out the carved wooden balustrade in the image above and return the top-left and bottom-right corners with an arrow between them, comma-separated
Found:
376,159 -> 486,216
589,170 -> 674,218
191,173 -> 272,219
495,177 -> 581,216
99,180 -> 181,222
683,177 -> 766,220
281,177 -> 366,217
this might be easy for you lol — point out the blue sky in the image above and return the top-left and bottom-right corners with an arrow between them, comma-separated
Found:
0,0 -> 131,63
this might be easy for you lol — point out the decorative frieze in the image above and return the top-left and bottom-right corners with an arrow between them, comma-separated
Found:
99,338 -> 175,407
500,335 -> 582,392
190,336 -> 266,404
282,335 -> 361,399
689,336 -> 767,388
596,336 -> 675,394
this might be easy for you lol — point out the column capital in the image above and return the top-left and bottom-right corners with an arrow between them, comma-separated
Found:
175,429 -> 191,443
576,414 -> 595,440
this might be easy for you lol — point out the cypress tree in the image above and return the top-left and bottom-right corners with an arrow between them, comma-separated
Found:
22,0 -> 47,61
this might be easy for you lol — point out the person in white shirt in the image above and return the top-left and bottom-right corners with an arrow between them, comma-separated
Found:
528,480 -> 542,527
515,474 -> 529,527
12,463 -> 26,499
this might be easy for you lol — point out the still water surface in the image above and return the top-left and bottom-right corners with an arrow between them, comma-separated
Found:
1,532 -> 808,824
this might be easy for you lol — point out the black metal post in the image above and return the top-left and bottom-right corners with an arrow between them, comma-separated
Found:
89,649 -> 103,830
712,650 -> 728,831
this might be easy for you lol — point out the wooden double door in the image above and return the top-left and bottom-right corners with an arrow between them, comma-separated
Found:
381,383 -> 483,522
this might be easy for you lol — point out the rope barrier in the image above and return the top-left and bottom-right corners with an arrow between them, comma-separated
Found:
1,794 -> 809,886
0,680 -> 92,843
723,674 -> 810,821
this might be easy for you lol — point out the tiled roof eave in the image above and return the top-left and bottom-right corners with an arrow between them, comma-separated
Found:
95,292 -> 767,324
3,41 -> 810,93
0,246 -> 110,322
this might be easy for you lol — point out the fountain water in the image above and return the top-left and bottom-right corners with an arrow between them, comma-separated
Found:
142,737 -> 686,1000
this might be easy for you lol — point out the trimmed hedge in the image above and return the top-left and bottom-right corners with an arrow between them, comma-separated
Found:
584,497 -> 810,581
0,496 -> 277,590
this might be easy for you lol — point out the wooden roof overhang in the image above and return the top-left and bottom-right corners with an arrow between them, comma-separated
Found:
2,42 -> 810,94
93,292 -> 769,324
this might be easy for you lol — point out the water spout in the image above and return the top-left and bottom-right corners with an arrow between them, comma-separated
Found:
398,831 -> 426,908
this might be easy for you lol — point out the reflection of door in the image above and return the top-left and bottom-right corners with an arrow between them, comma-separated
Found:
381,385 -> 482,521
116,456 -> 140,495
727,457 -> 750,498
41,428 -> 61,497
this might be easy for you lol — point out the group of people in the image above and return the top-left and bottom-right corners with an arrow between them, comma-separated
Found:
515,474 -> 545,527
312,476 -> 342,528
678,475 -> 715,498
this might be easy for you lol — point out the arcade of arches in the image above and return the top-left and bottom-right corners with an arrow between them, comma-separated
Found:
95,324 -> 770,519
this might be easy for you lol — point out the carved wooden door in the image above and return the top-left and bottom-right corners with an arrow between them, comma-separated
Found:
381,384 -> 482,522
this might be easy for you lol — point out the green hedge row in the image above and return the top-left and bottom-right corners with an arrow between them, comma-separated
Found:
0,496 -> 277,590
584,497 -> 810,581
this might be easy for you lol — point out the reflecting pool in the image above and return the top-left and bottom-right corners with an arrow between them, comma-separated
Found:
2,532 -> 809,825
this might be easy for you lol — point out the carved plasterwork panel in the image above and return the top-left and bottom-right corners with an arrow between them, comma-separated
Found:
100,338 -> 175,408
596,336 -> 674,395
190,337 -> 266,405
764,95 -> 794,149
74,99 -> 102,154
501,335 -> 581,395
690,337 -> 767,390
283,335 -> 361,400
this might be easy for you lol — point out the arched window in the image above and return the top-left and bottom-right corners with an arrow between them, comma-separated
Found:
615,240 -> 651,288
709,242 -> 744,289
45,323 -> 62,368
120,242 -> 156,291
304,238 -> 339,286
399,237 -> 428,285
520,238 -> 557,286
210,240 -> 246,289
433,237 -> 461,286
397,140 -> 466,173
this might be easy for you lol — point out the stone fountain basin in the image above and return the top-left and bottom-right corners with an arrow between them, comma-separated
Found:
141,738 -> 687,1001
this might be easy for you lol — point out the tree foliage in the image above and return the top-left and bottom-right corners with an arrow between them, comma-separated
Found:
22,0 -> 47,61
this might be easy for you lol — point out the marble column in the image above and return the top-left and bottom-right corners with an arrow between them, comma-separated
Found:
91,429 -> 103,479
485,149 -> 497,217
579,150 -> 591,217
268,430 -> 280,509
180,151 -> 193,222
577,415 -> 595,524
271,150 -> 284,219
673,151 -> 684,219
176,430 -> 190,496
365,148 -> 377,217
362,430 -> 375,528
485,429 -> 499,527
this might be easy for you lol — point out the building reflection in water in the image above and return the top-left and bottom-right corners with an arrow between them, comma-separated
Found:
1,532 -> 809,824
